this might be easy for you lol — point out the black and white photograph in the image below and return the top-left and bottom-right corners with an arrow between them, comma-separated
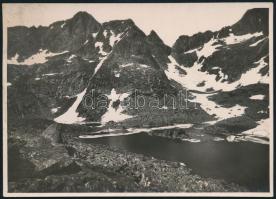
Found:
2,2 -> 273,197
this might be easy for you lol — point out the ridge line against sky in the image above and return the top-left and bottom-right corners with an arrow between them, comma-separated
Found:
3,3 -> 272,46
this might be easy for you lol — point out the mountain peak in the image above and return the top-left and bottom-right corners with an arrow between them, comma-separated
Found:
243,8 -> 268,19
69,11 -> 100,27
147,30 -> 164,44
72,11 -> 94,20
149,30 -> 158,37
232,8 -> 268,35
48,11 -> 100,29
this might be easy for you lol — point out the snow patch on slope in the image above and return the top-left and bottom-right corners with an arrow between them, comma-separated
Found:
51,107 -> 60,113
109,31 -> 123,47
120,63 -> 150,69
95,42 -> 108,56
249,94 -> 265,100
42,73 -> 62,77
61,22 -> 66,28
238,56 -> 269,85
54,88 -> 87,124
101,88 -> 133,125
103,30 -> 108,38
222,32 -> 263,45
165,55 -> 249,122
190,93 -> 246,120
165,56 -> 187,85
92,31 -> 126,77
249,37 -> 267,47
8,50 -> 68,65
79,123 -> 193,139
66,54 -> 77,63
184,32 -> 264,57
164,55 -> 270,125
83,40 -> 89,45
92,32 -> 98,38
242,118 -> 270,138
184,38 -> 221,58
197,38 -> 221,58
93,55 -> 109,77
120,63 -> 133,68
114,71 -> 120,77
226,118 -> 270,144
165,56 -> 228,92
165,55 -> 269,93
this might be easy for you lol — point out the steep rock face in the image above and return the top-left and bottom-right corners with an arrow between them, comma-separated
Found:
87,21 -> 173,92
7,74 -> 53,121
146,30 -> 171,68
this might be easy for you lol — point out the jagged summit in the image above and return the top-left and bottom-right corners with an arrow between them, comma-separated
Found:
232,8 -> 269,35
64,11 -> 101,30
147,30 -> 164,44
148,30 -> 158,36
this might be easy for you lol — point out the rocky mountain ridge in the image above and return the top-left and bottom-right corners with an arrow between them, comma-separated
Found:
7,8 -> 270,142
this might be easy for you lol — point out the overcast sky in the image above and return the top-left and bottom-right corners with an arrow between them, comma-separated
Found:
3,3 -> 271,46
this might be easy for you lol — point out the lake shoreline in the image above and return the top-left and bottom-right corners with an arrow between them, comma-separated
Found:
8,120 -> 249,192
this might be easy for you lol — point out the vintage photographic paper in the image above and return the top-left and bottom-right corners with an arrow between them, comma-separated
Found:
2,2 -> 273,197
